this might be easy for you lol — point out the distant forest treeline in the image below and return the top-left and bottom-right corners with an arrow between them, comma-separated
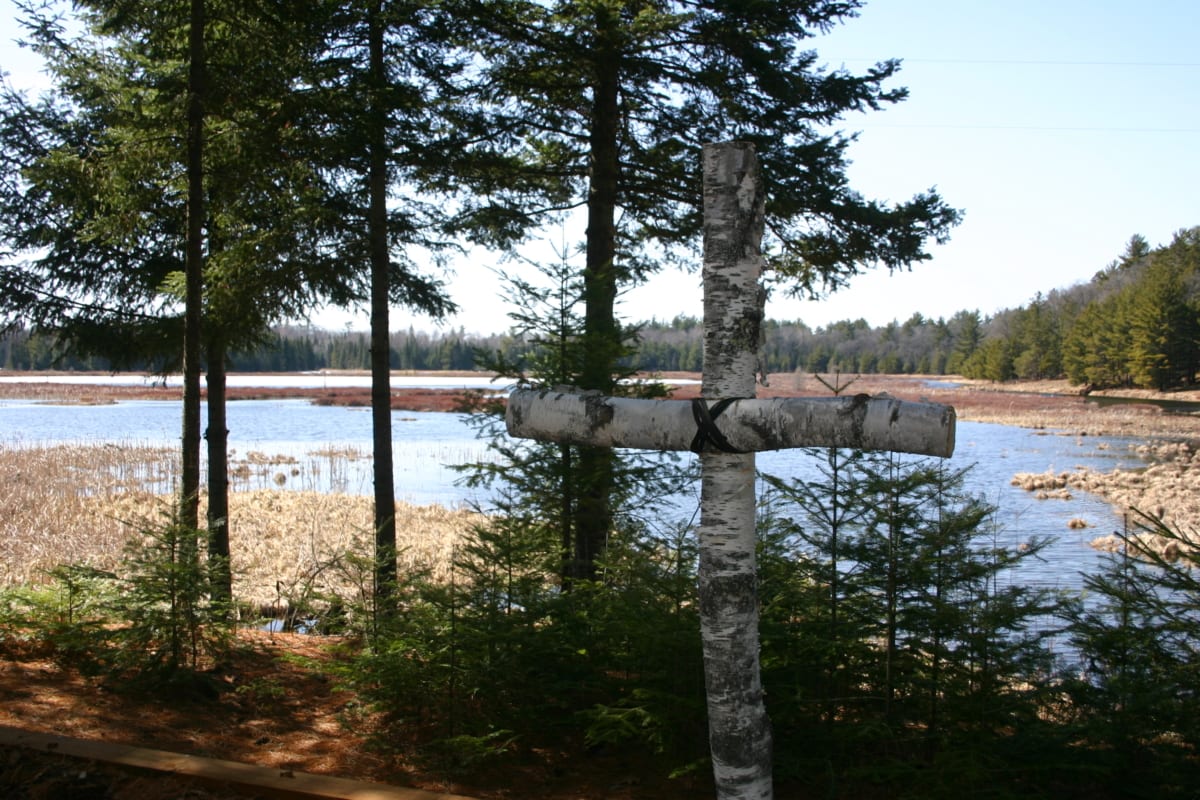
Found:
0,314 -> 987,376
967,228 -> 1200,391
5,227 -> 1198,390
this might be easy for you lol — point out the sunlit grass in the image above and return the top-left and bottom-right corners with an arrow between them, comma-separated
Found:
0,442 -> 482,610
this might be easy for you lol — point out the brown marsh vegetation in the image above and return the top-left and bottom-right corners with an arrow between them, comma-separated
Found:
0,442 -> 480,612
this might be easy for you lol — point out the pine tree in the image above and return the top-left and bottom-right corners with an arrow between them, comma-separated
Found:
1127,260 -> 1188,391
461,251 -> 684,587
1064,511 -> 1200,795
946,310 -> 982,375
761,451 -> 1064,795
441,0 -> 961,580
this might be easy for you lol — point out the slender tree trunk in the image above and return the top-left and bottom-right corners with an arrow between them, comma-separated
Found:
553,273 -> 577,586
571,20 -> 622,585
928,495 -> 945,759
558,442 -> 575,585
367,0 -> 397,605
180,0 -> 205,533
206,336 -> 231,610
698,142 -> 772,800
826,448 -> 843,729
884,463 -> 899,723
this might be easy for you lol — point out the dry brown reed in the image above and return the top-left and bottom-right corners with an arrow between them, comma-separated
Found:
215,489 -> 479,610
0,380 -> 166,404
0,443 -> 481,611
0,442 -> 178,586
1011,471 -> 1071,492
1011,442 -> 1200,558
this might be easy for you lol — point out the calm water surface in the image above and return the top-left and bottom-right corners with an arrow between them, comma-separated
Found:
1,385 -> 1150,594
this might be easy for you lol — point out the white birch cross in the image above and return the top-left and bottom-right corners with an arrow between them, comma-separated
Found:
505,142 -> 956,800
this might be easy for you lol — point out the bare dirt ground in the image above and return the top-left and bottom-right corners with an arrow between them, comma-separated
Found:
0,627 -> 705,800
0,630 -> 376,800
3,371 -> 1199,797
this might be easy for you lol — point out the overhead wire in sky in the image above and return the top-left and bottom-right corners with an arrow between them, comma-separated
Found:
832,57 -> 1200,68
858,123 -> 1200,133
824,56 -> 1198,134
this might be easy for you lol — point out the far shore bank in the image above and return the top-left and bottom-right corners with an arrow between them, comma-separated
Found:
5,369 -> 1200,436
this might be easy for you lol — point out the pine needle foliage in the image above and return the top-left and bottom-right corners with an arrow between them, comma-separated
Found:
1060,511 -> 1200,798
346,254 -> 707,771
760,451 -> 1066,797
106,514 -> 233,685
0,511 -> 232,692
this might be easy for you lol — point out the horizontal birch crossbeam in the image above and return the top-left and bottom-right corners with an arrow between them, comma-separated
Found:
506,388 -> 956,458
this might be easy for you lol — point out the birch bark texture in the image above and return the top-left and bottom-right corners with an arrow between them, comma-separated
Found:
503,142 -> 957,799
696,141 -> 772,800
504,391 -> 955,457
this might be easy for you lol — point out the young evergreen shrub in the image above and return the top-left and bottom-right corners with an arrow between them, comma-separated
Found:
575,525 -> 707,764
312,546 -> 385,637
0,515 -> 233,691
421,730 -> 519,780
344,506 -> 569,751
341,582 -> 453,735
757,446 -> 883,777
343,506 -> 710,778
106,516 -> 232,687
348,255 -> 702,777
1061,511 -> 1200,797
761,452 -> 1067,797
0,564 -> 118,670
440,513 -> 573,733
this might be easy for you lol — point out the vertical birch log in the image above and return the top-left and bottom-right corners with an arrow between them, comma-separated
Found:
504,141 -> 955,798
699,141 -> 772,800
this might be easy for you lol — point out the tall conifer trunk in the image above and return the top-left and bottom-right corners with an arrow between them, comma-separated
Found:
181,0 -> 205,532
206,336 -> 231,609
367,0 -> 397,604
573,18 -> 621,584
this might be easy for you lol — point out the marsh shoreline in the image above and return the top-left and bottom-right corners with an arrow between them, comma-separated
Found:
5,369 -> 1200,434
5,370 -> 1200,549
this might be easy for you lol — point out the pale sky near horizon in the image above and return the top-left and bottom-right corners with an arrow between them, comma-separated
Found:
2,1 -> 1197,335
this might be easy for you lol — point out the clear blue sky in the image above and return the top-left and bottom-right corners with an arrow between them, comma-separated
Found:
769,0 -> 1200,330
3,1 -> 1197,335
631,0 -> 1200,333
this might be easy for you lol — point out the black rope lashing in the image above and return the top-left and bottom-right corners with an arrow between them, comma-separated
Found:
690,397 -> 748,454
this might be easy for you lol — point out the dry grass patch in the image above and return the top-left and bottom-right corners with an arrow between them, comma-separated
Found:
1012,471 -> 1071,492
219,490 -> 479,610
1012,442 -> 1200,557
0,443 -> 178,585
0,443 -> 481,611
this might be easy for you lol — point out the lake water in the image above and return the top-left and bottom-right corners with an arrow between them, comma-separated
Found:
0,377 -> 1150,598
